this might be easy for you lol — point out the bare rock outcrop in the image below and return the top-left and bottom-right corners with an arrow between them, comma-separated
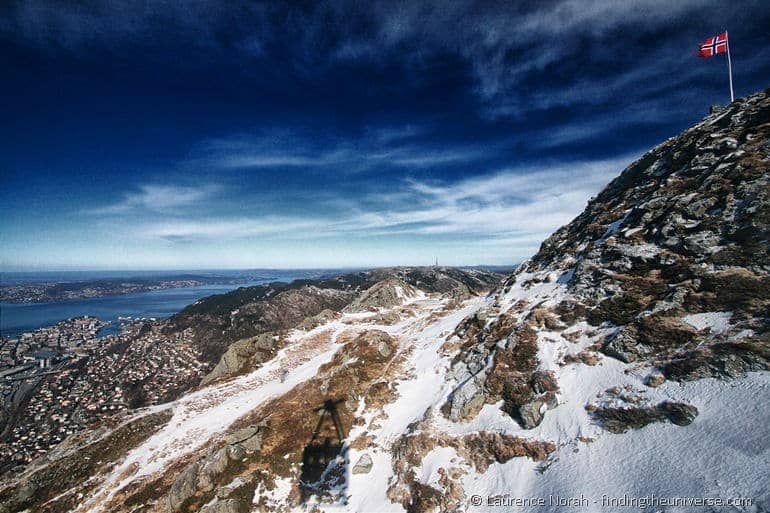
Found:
662,339 -> 770,381
446,314 -> 559,428
346,278 -> 419,312
352,453 -> 373,474
445,88 -> 770,441
589,401 -> 698,434
202,333 -> 280,385
167,426 -> 263,511
388,429 -> 555,512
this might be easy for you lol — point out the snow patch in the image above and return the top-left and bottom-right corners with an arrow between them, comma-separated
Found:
418,447 -> 458,487
683,311 -> 733,335
597,210 -> 632,243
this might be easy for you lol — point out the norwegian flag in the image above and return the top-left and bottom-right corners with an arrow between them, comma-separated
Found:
698,32 -> 728,57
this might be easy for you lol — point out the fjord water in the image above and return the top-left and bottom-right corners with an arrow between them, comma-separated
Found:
0,269 -> 336,338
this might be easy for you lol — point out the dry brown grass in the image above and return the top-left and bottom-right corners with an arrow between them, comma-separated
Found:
562,343 -> 602,366
527,306 -> 564,330
387,429 -> 555,513
485,324 -> 543,411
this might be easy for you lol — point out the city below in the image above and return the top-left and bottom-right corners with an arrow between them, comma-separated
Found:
0,314 -> 208,467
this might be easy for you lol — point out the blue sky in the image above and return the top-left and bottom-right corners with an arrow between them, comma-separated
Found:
1,0 -> 769,270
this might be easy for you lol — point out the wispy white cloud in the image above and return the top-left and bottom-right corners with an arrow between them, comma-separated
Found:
189,128 -> 492,172
325,0 -> 729,116
109,154 -> 635,263
343,155 -> 635,238
137,217 -> 325,242
88,184 -> 222,215
6,0 -> 747,120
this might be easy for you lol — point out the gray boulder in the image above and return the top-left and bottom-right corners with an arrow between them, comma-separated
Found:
518,400 -> 547,429
646,371 -> 666,387
602,326 -> 644,363
167,435 -> 254,510
224,425 -> 263,453
198,445 -> 245,492
167,461 -> 200,511
446,372 -> 488,422
202,333 -> 277,384
352,453 -> 373,474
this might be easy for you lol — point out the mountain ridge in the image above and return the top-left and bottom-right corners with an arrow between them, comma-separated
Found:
1,88 -> 768,513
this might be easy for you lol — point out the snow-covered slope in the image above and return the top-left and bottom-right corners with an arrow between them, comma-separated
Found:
1,90 -> 769,513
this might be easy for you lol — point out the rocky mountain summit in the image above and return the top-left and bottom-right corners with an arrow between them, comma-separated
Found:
447,88 -> 770,429
534,87 -> 769,374
1,89 -> 768,513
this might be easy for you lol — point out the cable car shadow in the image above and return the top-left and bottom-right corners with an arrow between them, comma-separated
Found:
299,398 -> 349,504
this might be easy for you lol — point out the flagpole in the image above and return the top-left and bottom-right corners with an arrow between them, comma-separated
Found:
726,31 -> 735,102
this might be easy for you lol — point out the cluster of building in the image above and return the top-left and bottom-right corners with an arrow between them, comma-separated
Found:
0,318 -> 210,468
0,316 -> 105,373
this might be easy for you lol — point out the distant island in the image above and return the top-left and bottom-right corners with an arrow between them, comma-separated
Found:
0,275 -> 245,303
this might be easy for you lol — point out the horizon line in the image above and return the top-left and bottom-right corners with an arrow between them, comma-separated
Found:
0,263 -> 521,273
